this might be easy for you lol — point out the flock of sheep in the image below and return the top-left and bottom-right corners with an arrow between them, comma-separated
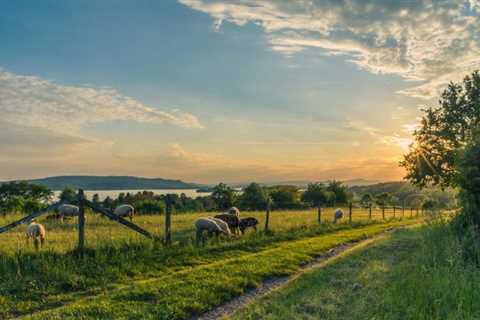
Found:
194,207 -> 259,245
24,203 -> 344,250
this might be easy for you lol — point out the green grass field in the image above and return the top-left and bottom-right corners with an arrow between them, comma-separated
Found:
234,218 -> 480,320
0,206 -> 414,253
0,208 -> 421,319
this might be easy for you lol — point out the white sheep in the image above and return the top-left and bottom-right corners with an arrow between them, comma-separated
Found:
26,220 -> 46,250
227,207 -> 240,217
114,204 -> 135,221
195,217 -> 231,245
58,204 -> 80,221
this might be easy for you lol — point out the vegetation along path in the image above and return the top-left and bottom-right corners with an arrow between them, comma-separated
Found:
232,221 -> 480,320
15,218 -> 420,320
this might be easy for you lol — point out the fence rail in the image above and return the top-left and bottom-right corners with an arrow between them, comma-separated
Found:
0,191 -> 426,251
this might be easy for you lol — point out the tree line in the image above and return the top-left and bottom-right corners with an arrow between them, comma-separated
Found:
0,178 -> 453,217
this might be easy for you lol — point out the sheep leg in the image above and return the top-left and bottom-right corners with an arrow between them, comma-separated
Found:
40,236 -> 45,247
34,238 -> 40,251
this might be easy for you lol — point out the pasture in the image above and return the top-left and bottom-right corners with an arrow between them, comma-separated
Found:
0,206 -> 412,253
234,219 -> 480,320
0,207 -> 422,319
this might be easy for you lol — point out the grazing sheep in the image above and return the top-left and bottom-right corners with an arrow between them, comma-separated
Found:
333,208 -> 344,224
227,207 -> 240,217
26,220 -> 46,250
195,217 -> 231,245
209,218 -> 231,235
57,204 -> 80,221
214,213 -> 240,234
114,204 -> 135,221
239,217 -> 259,234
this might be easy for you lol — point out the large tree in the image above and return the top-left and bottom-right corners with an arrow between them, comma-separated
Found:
211,183 -> 236,211
401,71 -> 480,188
239,183 -> 269,210
301,183 -> 331,207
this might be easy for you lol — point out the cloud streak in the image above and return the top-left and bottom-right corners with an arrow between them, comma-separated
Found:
180,0 -> 480,99
0,69 -> 204,135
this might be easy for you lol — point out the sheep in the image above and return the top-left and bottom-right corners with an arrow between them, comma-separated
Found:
214,213 -> 240,234
26,220 -> 46,250
195,217 -> 231,245
239,217 -> 259,234
114,204 -> 135,221
57,204 -> 80,221
333,208 -> 344,224
227,207 -> 240,217
209,218 -> 231,236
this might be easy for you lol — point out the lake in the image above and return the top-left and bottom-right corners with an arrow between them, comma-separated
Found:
53,189 -> 211,201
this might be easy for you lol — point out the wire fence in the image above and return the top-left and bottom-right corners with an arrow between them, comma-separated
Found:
0,190 -> 424,253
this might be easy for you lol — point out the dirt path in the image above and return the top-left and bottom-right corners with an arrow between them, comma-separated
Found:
193,230 -> 395,320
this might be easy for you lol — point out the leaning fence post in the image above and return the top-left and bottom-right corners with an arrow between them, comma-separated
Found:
317,203 -> 322,224
77,189 -> 85,251
369,203 -> 372,220
382,205 -> 385,220
165,195 -> 172,245
264,200 -> 271,232
349,202 -> 353,223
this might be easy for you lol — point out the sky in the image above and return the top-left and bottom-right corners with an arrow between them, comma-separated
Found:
1,0 -> 479,184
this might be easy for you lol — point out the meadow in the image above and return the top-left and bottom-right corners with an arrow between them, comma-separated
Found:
0,208 -> 421,319
234,217 -> 480,320
0,206 -> 414,253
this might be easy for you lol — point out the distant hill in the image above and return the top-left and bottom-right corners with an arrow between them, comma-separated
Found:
10,176 -> 203,191
233,179 -> 379,188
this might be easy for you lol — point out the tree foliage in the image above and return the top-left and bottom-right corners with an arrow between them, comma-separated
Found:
326,180 -> 351,205
401,71 -> 480,188
0,182 -> 52,215
239,183 -> 269,210
301,183 -> 330,207
211,183 -> 236,211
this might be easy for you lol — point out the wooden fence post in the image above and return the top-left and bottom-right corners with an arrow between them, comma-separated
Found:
382,205 -> 385,220
317,203 -> 321,224
264,200 -> 271,232
77,189 -> 85,251
402,205 -> 405,218
393,206 -> 396,218
369,204 -> 372,220
349,202 -> 353,223
410,207 -> 413,218
416,207 -> 419,217
165,195 -> 172,245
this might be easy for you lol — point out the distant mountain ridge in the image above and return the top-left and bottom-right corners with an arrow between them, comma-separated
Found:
9,175 -> 203,191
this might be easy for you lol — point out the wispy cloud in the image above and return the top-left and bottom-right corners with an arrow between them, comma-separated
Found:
0,69 -> 204,135
180,0 -> 480,99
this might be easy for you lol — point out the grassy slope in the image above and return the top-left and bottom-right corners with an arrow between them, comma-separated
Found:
235,221 -> 480,320
9,219 -> 421,320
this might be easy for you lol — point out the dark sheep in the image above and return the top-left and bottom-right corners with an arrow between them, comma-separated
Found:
239,217 -> 259,234
333,208 -> 344,224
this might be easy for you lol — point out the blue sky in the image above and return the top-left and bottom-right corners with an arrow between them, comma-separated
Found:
1,0 -> 479,183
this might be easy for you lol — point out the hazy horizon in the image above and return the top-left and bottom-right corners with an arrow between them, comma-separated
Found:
2,1 -> 479,183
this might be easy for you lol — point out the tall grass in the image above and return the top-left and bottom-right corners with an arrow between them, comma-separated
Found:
382,218 -> 480,319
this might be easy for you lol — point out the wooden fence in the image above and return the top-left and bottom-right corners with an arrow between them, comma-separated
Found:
0,190 -> 423,250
